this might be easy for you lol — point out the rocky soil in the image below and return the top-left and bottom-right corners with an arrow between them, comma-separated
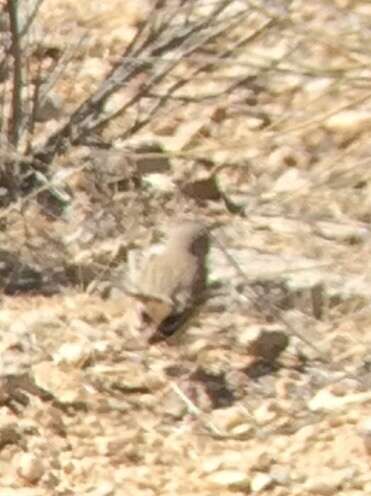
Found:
1,0 -> 371,494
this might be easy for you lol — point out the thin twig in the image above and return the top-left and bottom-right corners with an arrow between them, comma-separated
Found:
31,0 -> 244,163
7,0 -> 22,147
19,0 -> 44,38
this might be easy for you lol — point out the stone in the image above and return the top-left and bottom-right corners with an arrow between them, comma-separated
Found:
251,472 -> 274,492
17,453 -> 44,483
303,469 -> 356,495
244,328 -> 289,362
207,470 -> 250,489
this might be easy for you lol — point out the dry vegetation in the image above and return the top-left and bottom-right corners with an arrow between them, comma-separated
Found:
1,0 -> 371,494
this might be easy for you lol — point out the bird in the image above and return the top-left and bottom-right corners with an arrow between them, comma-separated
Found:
132,220 -> 210,344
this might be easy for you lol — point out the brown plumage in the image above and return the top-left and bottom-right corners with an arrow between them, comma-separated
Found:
134,221 -> 210,344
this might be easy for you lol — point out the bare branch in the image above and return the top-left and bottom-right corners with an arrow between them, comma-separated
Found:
7,0 -> 22,147
31,0 -> 244,163
19,0 -> 44,38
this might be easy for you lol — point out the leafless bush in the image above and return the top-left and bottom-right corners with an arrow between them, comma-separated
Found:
1,0 -> 371,302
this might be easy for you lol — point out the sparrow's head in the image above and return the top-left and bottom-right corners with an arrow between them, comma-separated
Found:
166,220 -> 209,256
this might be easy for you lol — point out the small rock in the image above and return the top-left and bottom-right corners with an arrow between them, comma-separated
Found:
162,390 -> 187,419
0,490 -> 42,496
37,406 -> 65,436
203,450 -> 247,472
210,405 -> 251,434
245,448 -> 273,471
272,168 -> 310,194
80,57 -> 109,80
126,139 -> 171,175
229,423 -> 254,439
202,455 -> 224,474
32,361 -> 86,403
241,326 -> 289,362
246,115 -> 267,130
143,173 -> 175,193
207,470 -> 250,489
309,389 -> 371,412
267,145 -> 311,174
325,110 -> 371,133
253,402 -> 277,425
304,476 -> 335,495
304,77 -> 332,96
304,468 -> 355,495
251,472 -> 274,492
53,341 -> 92,368
316,221 -> 368,242
17,452 -> 44,483
295,424 -> 317,444
356,4 -> 371,15
358,418 -> 371,455
181,175 -> 222,202
95,433 -> 140,458
84,481 -> 115,496
270,464 -> 290,485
